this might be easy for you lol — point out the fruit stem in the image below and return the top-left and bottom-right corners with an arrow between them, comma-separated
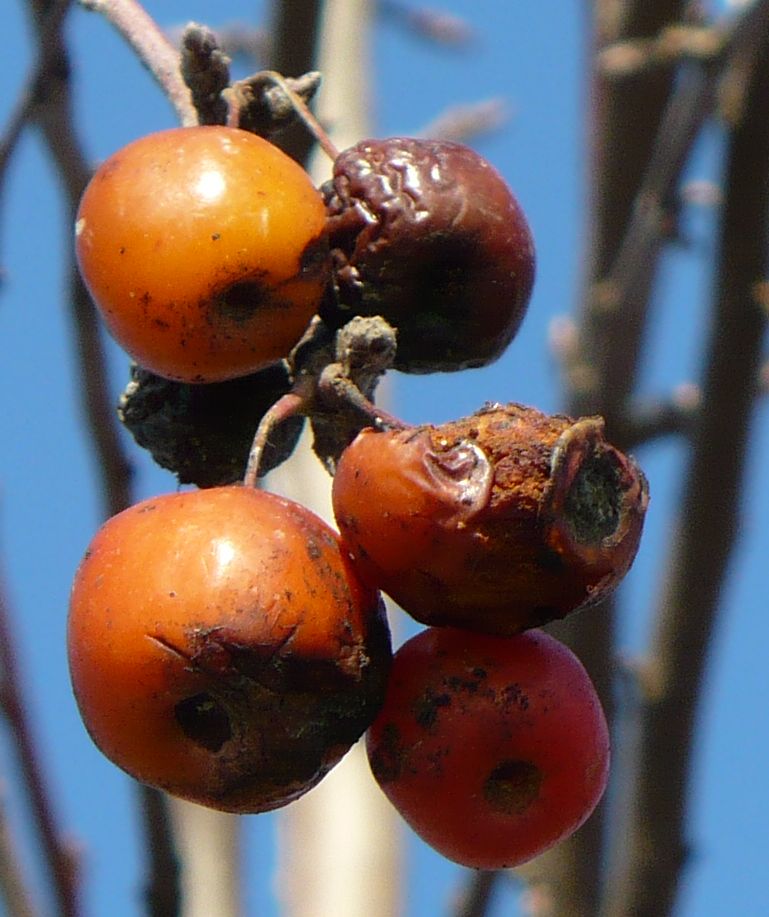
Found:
257,70 -> 341,161
317,365 -> 409,433
243,390 -> 308,488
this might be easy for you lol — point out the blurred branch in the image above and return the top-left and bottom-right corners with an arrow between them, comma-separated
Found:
452,870 -> 499,917
0,570 -> 79,917
0,0 -> 72,247
568,0 -> 769,418
167,800 -> 240,917
535,2 -> 692,912
139,790 -> 180,917
416,98 -> 508,143
272,4 -> 403,917
265,0 -> 323,164
22,1 -> 181,913
617,386 -> 700,448
378,1 -> 475,47
78,0 -> 197,125
0,794 -> 37,917
604,9 -> 769,915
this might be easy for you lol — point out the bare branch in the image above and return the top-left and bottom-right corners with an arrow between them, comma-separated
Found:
0,569 -> 80,917
265,0 -> 323,164
138,789 -> 180,917
378,1 -> 475,47
536,2 -> 692,914
0,794 -> 37,917
23,2 -> 182,912
78,0 -> 197,125
603,10 -> 769,914
452,870 -> 500,917
416,98 -> 509,144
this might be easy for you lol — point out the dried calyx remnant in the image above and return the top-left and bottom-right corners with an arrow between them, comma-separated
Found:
119,362 -> 304,487
332,403 -> 649,635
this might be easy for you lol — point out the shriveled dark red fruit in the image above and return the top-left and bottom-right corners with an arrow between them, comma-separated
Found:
118,362 -> 304,487
333,403 -> 649,635
323,137 -> 535,373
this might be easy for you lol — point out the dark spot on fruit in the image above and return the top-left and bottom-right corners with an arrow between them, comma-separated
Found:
299,233 -> 331,280
175,693 -> 232,752
369,723 -> 405,783
215,276 -> 270,323
483,760 -> 542,815
500,683 -> 529,711
413,688 -> 451,730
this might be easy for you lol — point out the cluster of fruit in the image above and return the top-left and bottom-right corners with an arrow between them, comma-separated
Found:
68,116 -> 648,870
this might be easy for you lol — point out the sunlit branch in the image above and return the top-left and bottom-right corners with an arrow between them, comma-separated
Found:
78,0 -> 197,125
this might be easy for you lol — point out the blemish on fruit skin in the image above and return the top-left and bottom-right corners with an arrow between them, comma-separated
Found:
483,759 -> 543,815
368,722 -> 405,783
413,689 -> 452,731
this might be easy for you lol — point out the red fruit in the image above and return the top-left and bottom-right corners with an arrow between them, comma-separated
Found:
366,627 -> 609,869
332,403 -> 648,635
68,486 -> 391,813
323,137 -> 535,373
76,126 -> 329,382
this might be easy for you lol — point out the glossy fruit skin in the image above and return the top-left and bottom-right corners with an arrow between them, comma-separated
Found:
68,486 -> 391,813
366,627 -> 609,869
332,403 -> 648,635
76,126 -> 329,383
323,137 -> 535,373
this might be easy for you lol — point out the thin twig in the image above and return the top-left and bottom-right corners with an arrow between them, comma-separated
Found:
416,98 -> 509,143
0,571 -> 79,917
78,0 -> 197,125
378,0 -> 475,47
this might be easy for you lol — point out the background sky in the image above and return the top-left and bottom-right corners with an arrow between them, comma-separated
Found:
1,1 -> 768,915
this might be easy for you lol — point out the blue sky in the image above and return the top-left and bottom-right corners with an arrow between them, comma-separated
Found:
1,1 -> 768,915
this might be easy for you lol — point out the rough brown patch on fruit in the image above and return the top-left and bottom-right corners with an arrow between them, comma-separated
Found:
483,760 -> 543,815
